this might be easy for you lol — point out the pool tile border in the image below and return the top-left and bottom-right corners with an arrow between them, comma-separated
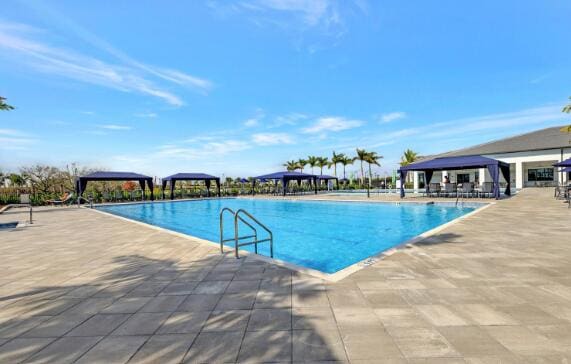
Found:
89,199 -> 493,282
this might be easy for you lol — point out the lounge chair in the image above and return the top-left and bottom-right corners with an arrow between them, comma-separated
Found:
461,182 -> 475,198
46,192 -> 74,206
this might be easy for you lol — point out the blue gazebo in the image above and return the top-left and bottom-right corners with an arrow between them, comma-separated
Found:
399,155 -> 511,199
317,175 -> 339,189
252,171 -> 318,195
554,158 -> 571,168
161,173 -> 221,199
76,171 -> 154,200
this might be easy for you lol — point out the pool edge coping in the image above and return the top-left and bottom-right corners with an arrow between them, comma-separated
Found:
87,199 -> 494,282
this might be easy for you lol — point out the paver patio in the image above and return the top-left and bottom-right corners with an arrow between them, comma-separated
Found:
0,188 -> 570,363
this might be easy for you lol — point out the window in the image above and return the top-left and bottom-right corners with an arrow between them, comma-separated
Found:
527,168 -> 554,182
457,174 -> 470,183
419,173 -> 425,188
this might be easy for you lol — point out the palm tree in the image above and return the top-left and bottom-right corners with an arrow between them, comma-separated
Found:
365,151 -> 383,186
307,156 -> 318,174
331,151 -> 345,178
400,149 -> 419,166
563,96 -> 571,113
297,159 -> 307,173
0,96 -> 14,111
355,148 -> 369,186
339,155 -> 353,181
283,160 -> 298,172
315,157 -> 329,175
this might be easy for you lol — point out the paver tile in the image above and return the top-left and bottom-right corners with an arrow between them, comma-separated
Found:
128,333 -> 196,364
74,335 -> 147,364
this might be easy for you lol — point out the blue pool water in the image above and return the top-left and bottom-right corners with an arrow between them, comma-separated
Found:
97,199 -> 480,273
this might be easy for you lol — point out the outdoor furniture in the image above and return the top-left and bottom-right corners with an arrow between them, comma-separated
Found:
162,173 -> 220,200
479,182 -> 494,198
46,192 -> 74,206
460,182 -> 475,198
399,155 -> 511,200
77,172 -> 154,201
443,183 -> 457,197
428,183 -> 441,197
253,171 -> 318,196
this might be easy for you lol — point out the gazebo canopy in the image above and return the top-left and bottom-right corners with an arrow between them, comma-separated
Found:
252,171 -> 318,195
161,173 -> 221,199
554,158 -> 571,167
399,155 -> 511,199
560,167 -> 571,173
76,171 -> 154,200
316,175 -> 338,180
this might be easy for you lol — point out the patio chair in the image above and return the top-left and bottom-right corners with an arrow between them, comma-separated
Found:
114,190 -> 123,202
102,191 -> 111,202
479,182 -> 494,198
428,183 -> 441,197
443,183 -> 457,197
461,182 -> 475,198
46,192 -> 74,206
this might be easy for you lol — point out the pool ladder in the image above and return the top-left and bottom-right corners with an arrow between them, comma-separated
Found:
219,207 -> 274,259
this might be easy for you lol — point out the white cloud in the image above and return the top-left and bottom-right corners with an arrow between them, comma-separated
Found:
244,118 -> 259,127
0,21 -> 212,106
271,112 -> 308,127
302,116 -> 364,133
0,129 -> 36,150
98,124 -> 132,131
252,132 -> 294,145
134,112 -> 157,118
243,108 -> 265,127
157,139 -> 251,160
379,111 -> 406,123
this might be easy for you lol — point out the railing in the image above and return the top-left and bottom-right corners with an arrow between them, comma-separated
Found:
77,196 -> 93,208
219,207 -> 274,259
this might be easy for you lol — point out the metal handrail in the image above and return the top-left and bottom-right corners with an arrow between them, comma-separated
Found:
219,207 -> 258,255
77,196 -> 93,208
235,209 -> 273,258
219,207 -> 274,259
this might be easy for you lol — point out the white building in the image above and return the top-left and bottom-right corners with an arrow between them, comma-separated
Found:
411,125 -> 571,191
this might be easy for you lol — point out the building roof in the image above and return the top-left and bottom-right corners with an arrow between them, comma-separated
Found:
433,125 -> 571,158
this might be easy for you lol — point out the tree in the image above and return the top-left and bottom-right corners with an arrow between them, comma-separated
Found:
339,155 -> 354,180
8,173 -> 26,187
400,149 -> 419,167
365,151 -> 383,185
563,96 -> 571,113
283,160 -> 299,172
0,96 -> 14,111
307,156 -> 318,174
297,159 -> 307,173
316,157 -> 329,175
122,181 -> 137,191
20,165 -> 62,194
355,148 -> 369,186
331,151 -> 345,178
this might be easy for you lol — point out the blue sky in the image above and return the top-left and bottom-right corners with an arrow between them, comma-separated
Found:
1,0 -> 570,178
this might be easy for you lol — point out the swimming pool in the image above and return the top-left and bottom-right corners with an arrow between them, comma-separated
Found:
97,199 -> 481,274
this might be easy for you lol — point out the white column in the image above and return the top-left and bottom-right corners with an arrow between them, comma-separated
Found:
442,171 -> 448,183
413,171 -> 419,192
479,168 -> 486,184
515,161 -> 523,190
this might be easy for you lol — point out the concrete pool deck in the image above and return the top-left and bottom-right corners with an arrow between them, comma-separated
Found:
0,188 -> 570,363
